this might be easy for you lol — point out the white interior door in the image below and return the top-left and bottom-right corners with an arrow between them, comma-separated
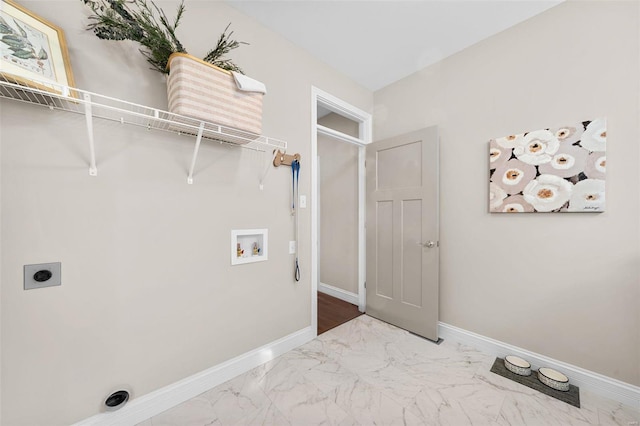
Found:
365,126 -> 439,341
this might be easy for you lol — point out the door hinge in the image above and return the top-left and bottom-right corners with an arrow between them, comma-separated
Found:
364,281 -> 366,288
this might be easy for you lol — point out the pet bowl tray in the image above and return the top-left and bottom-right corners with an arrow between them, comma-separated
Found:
490,358 -> 580,408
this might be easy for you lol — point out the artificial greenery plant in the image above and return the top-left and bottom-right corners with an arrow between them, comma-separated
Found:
81,0 -> 246,74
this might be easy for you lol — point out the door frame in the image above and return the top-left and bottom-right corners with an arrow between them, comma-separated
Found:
311,86 -> 372,335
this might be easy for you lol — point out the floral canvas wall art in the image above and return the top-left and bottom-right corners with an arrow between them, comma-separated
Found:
489,119 -> 606,213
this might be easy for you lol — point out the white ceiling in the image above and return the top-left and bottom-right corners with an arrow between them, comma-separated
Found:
226,0 -> 562,91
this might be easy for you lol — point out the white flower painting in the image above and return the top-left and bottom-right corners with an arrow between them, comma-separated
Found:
489,119 -> 606,213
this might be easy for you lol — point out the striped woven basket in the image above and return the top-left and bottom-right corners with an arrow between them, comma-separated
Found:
167,53 -> 263,144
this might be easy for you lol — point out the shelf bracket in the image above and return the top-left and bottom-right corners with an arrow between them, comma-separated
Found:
187,122 -> 206,184
259,149 -> 280,190
83,93 -> 98,176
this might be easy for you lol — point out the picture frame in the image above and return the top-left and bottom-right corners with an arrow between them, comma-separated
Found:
0,0 -> 76,96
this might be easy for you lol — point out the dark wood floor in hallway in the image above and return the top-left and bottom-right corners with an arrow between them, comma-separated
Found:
317,291 -> 363,335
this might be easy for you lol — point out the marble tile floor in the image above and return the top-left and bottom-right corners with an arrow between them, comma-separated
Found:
138,315 -> 640,426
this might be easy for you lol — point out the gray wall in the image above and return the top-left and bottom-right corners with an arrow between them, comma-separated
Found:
0,98 -> 2,422
374,0 -> 639,386
318,113 -> 360,295
0,2 -> 372,425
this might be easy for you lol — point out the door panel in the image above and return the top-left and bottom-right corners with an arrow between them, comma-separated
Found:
375,200 -> 394,299
376,141 -> 423,190
401,199 -> 422,307
366,127 -> 439,341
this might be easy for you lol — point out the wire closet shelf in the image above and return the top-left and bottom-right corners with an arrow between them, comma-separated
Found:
0,74 -> 287,184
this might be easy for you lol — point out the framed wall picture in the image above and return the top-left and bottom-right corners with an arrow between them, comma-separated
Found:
0,0 -> 75,96
489,119 -> 606,213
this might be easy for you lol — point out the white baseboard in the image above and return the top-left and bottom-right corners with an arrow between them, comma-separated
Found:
74,326 -> 315,426
438,322 -> 640,410
73,320 -> 639,425
318,282 -> 359,306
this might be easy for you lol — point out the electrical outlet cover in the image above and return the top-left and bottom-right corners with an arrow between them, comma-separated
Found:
24,262 -> 61,290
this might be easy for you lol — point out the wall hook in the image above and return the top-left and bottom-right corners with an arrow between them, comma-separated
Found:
273,149 -> 301,167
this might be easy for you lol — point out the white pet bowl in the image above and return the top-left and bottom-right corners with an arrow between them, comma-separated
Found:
538,367 -> 570,392
504,355 -> 532,376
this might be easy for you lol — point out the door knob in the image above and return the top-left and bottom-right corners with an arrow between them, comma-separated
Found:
420,241 -> 437,248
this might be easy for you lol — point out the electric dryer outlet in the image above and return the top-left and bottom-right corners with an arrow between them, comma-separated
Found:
24,262 -> 61,290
